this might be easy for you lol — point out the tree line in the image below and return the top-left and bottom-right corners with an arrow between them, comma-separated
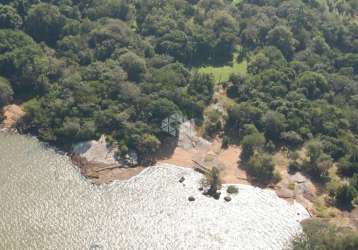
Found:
0,0 -> 357,212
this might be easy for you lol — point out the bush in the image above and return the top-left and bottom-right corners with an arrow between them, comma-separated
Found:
241,133 -> 266,161
205,109 -> 223,137
304,140 -> 333,180
335,184 -> 357,210
247,153 -> 275,183
291,219 -> 358,250
0,4 -> 22,29
265,140 -> 276,153
118,51 -> 147,82
227,185 -> 239,194
289,162 -> 302,174
0,77 -> 13,107
337,146 -> 358,177
281,131 -> 304,148
202,167 -> 222,197
222,136 -> 229,149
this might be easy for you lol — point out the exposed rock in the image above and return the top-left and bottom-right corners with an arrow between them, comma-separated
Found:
71,135 -> 142,184
73,135 -> 138,168
72,155 -> 118,178
179,177 -> 185,183
178,120 -> 211,150
72,135 -> 120,165
71,155 -> 144,185
276,189 -> 295,199
290,173 -> 306,184
224,196 -> 232,202
198,187 -> 204,191
188,196 -> 195,202
213,192 -> 221,200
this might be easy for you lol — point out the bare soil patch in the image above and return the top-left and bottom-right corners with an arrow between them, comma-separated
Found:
72,155 -> 145,185
159,136 -> 248,184
0,104 -> 25,129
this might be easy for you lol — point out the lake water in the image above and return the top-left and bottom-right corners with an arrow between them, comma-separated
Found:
0,132 -> 309,249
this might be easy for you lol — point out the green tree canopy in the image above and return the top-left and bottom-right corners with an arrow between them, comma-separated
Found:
25,3 -> 65,46
0,76 -> 13,107
0,4 -> 22,29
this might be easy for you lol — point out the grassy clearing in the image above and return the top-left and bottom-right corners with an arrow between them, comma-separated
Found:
232,0 -> 243,6
198,54 -> 247,83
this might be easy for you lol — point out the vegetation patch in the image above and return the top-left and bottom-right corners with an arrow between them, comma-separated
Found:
291,219 -> 358,250
227,185 -> 239,194
198,55 -> 247,83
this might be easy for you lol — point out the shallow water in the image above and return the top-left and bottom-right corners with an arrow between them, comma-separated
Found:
0,132 -> 309,249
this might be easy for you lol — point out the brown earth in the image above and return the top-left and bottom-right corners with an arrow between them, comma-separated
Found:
0,104 -> 25,129
159,137 -> 248,184
72,155 -> 145,185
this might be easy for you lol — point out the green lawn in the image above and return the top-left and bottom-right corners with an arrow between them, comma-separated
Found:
232,0 -> 242,5
198,55 -> 247,83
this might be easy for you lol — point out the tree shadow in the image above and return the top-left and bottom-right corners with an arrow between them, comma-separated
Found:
154,135 -> 179,161
191,54 -> 234,68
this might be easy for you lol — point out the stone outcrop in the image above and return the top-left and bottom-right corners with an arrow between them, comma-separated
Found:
73,135 -> 120,165
72,135 -> 141,184
71,154 -> 144,185
188,196 -> 195,202
72,135 -> 139,167
177,120 -> 211,150
224,196 -> 232,202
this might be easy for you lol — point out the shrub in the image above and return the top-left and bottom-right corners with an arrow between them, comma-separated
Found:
222,136 -> 229,149
291,219 -> 358,250
0,77 -> 13,107
335,184 -> 357,210
227,185 -> 239,194
281,131 -> 304,148
303,140 -> 333,181
202,167 -> 222,197
241,133 -> 266,161
288,151 -> 302,173
205,109 -> 223,137
247,153 -> 275,183
289,162 -> 302,174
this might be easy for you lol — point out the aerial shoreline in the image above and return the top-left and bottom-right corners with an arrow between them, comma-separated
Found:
0,124 -> 312,212
0,105 -> 356,231
0,133 -> 310,249
1,0 -> 357,248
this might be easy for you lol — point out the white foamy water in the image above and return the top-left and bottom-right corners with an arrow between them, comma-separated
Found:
0,132 -> 309,249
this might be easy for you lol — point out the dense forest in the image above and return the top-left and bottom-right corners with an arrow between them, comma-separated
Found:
0,0 -> 357,218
